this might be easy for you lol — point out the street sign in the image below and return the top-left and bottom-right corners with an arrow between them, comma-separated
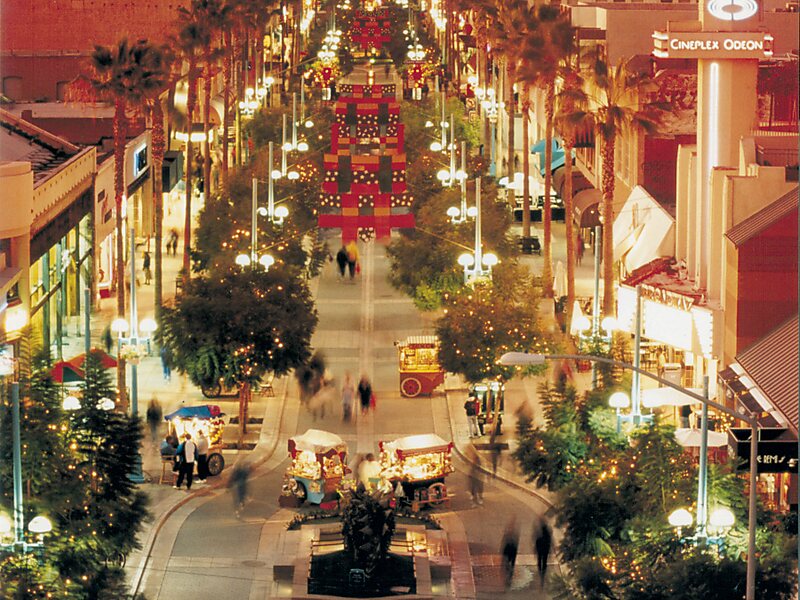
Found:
730,427 -> 798,473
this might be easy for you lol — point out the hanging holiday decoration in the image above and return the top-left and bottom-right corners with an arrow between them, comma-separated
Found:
350,9 -> 392,52
318,82 -> 415,243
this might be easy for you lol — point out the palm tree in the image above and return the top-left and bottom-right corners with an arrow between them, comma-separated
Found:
89,39 -> 167,410
563,50 -> 667,315
554,66 -> 583,329
175,8 -> 207,282
516,5 -> 575,297
147,45 -> 175,326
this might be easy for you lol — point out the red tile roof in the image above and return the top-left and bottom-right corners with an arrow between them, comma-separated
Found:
735,316 -> 799,433
725,186 -> 798,247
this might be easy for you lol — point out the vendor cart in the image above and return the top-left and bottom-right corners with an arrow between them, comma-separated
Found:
284,429 -> 350,508
164,405 -> 228,476
396,336 -> 445,397
469,381 -> 505,435
379,434 -> 454,510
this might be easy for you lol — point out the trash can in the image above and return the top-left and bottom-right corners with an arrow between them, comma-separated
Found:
663,363 -> 682,386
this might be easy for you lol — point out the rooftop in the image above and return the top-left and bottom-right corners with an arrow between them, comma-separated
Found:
725,186 -> 798,247
0,108 -> 80,184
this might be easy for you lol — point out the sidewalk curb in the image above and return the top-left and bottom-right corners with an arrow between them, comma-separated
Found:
128,375 -> 290,596
443,388 -> 555,512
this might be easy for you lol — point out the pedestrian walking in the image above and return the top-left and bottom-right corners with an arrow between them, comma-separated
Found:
534,518 -> 553,587
143,251 -> 152,284
464,394 -> 480,438
341,372 -> 355,422
160,345 -> 172,381
469,452 -> 484,506
345,240 -> 359,280
576,233 -> 585,266
500,518 -> 519,589
229,461 -> 251,518
488,422 -> 502,477
357,375 -> 372,416
168,228 -> 179,256
174,433 -> 197,490
335,246 -> 348,280
358,453 -> 382,490
421,82 -> 429,99
145,397 -> 162,443
195,430 -> 209,483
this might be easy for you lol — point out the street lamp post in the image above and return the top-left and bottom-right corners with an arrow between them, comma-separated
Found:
111,227 -> 157,484
499,351 -> 759,600
458,177 -> 498,283
0,360 -> 53,555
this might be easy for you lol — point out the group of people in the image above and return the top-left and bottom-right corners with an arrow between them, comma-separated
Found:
500,516 -> 552,590
340,372 -> 375,422
159,429 -> 210,490
334,240 -> 360,281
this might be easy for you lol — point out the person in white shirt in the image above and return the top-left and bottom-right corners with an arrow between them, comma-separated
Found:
358,453 -> 382,490
196,430 -> 210,482
175,434 -> 197,490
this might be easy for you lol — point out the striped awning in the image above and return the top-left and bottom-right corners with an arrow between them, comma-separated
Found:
733,316 -> 799,433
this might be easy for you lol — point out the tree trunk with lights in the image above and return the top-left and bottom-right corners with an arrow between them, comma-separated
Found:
113,97 -> 128,411
223,30 -> 232,181
238,381 -> 250,446
600,133 -> 616,315
183,58 -> 198,284
152,98 -> 166,326
542,82 -> 555,297
506,62 -> 515,187
203,57 -> 213,202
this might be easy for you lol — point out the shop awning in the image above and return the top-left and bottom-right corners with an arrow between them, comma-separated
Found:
573,188 -> 602,228
552,164 -> 592,200
613,186 -> 675,274
390,433 -> 452,457
289,429 -> 347,455
674,428 -> 728,448
165,404 -> 225,421
67,349 -> 117,369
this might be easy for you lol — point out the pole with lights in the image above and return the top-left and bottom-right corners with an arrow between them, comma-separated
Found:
499,351 -> 759,600
458,177 -> 498,282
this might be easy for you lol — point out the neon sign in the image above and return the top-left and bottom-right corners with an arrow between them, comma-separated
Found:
653,31 -> 773,59
706,0 -> 759,22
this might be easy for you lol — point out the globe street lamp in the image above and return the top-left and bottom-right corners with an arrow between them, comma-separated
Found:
111,227 -> 157,483
457,177 -> 498,283
499,350 -> 759,600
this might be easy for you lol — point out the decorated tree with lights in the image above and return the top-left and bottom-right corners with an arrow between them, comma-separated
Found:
49,350 -> 148,597
435,272 -> 548,383
160,266 -> 317,443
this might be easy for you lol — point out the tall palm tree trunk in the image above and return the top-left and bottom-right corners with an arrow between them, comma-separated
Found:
152,98 -> 166,326
521,99 -> 531,240
222,31 -> 232,181
183,65 -> 198,283
542,83 -> 555,296
113,97 -> 128,411
506,62 -> 515,183
563,137 -> 575,329
600,135 -> 616,315
203,60 -> 212,201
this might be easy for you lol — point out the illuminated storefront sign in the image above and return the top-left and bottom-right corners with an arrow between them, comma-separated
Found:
653,31 -> 774,59
617,285 -> 717,356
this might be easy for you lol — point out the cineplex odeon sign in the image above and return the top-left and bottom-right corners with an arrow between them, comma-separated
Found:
653,31 -> 774,59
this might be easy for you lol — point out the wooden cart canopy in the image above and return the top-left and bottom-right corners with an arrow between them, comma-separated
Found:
289,429 -> 348,457
382,433 -> 453,457
396,335 -> 440,349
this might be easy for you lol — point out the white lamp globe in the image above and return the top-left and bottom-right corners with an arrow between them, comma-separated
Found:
62,396 -> 82,411
608,391 -> 630,409
271,169 -> 283,180
430,141 -> 442,152
98,397 -> 116,411
482,253 -> 498,267
436,169 -> 450,182
265,76 -> 275,86
304,120 -> 314,128
297,141 -> 309,152
139,318 -> 157,334
287,170 -> 300,180
574,314 -> 591,332
424,120 -> 434,128
466,206 -> 478,218
28,516 -> 52,534
282,142 -> 293,151
709,507 -> 735,529
111,318 -> 129,334
458,253 -> 475,267
235,254 -> 251,267
446,207 -> 460,218
668,508 -> 693,528
601,317 -> 617,332
259,254 -> 275,269
455,169 -> 467,181
274,206 -> 289,219
0,514 -> 11,534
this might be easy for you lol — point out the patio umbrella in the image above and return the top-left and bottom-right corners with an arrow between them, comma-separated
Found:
68,349 -> 118,369
50,361 -> 85,384
674,428 -> 727,448
641,387 -> 705,408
